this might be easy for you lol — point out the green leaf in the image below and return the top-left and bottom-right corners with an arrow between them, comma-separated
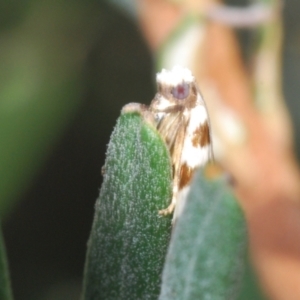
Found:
82,111 -> 173,300
0,229 -> 13,300
159,171 -> 247,300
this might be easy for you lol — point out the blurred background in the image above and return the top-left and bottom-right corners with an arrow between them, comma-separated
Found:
1,0 -> 300,299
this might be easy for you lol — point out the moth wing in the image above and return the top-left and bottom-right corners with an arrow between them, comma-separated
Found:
156,111 -> 187,157
180,103 -> 213,170
174,103 -> 213,221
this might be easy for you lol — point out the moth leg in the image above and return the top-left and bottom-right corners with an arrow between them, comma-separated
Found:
158,184 -> 179,216
150,104 -> 184,115
122,102 -> 147,114
158,198 -> 176,216
159,124 -> 186,216
122,102 -> 155,125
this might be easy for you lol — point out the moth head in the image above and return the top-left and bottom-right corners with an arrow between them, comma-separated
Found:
171,82 -> 190,99
156,66 -> 196,104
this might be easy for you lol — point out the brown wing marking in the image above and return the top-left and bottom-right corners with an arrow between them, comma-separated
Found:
179,163 -> 193,189
192,121 -> 211,147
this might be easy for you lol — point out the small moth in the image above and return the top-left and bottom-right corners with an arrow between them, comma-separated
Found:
123,66 -> 213,221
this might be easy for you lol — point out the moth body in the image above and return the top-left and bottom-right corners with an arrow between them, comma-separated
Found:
149,66 -> 213,221
122,66 -> 213,222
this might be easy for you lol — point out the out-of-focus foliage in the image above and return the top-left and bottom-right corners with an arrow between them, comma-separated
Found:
1,1 -> 155,299
0,0 -> 103,216
0,229 -> 13,300
107,0 -> 137,17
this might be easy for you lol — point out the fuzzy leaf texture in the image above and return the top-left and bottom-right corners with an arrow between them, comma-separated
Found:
82,111 -> 173,300
159,171 -> 247,300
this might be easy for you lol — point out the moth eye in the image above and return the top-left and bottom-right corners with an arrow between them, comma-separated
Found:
171,83 -> 189,99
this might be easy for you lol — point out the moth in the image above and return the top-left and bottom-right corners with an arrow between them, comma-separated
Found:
123,66 -> 213,221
